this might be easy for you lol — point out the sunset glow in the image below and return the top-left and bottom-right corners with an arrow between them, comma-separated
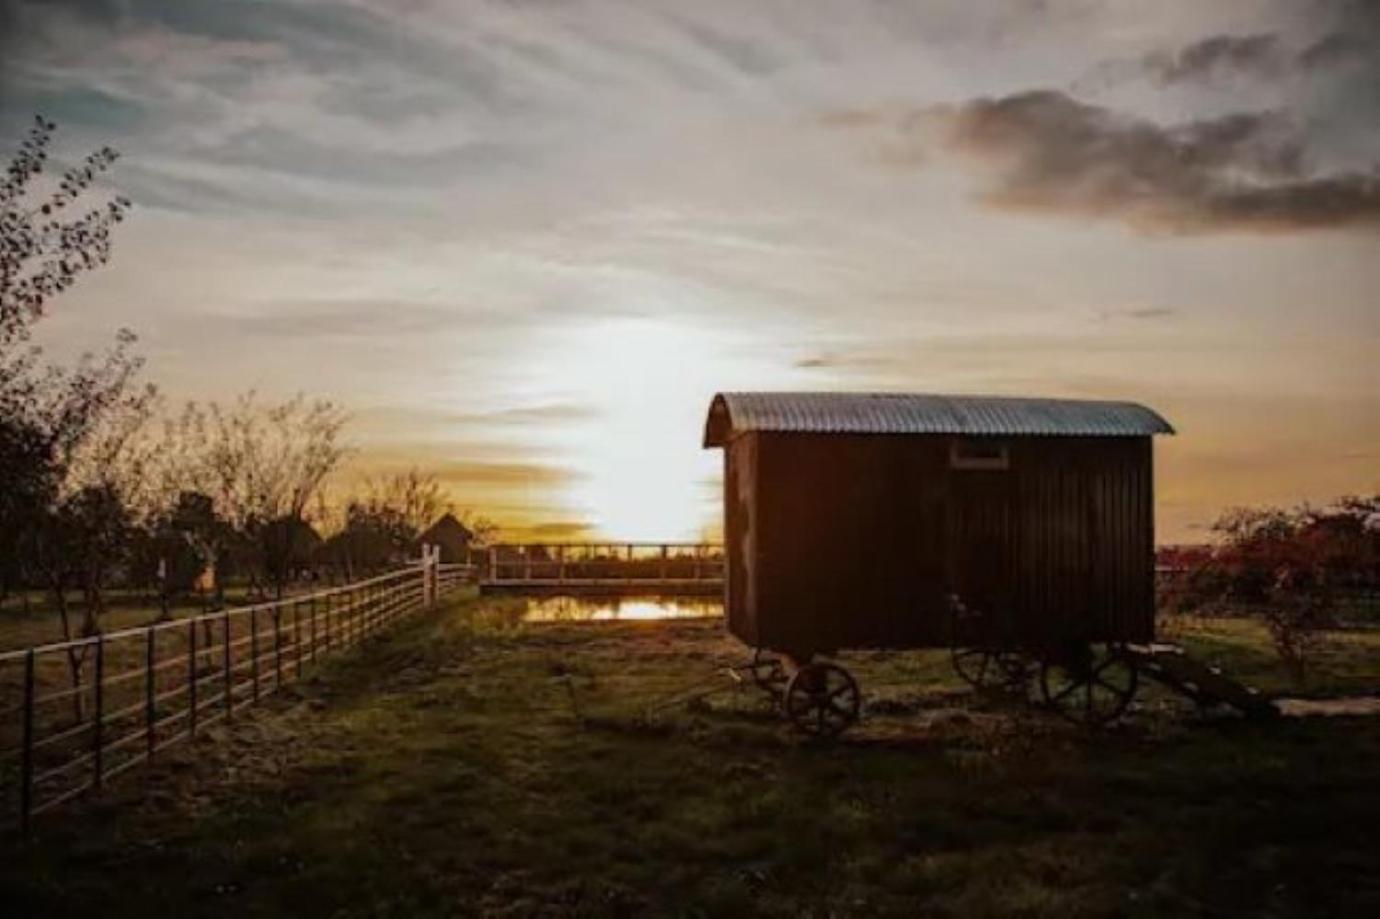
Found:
4,0 -> 1375,543
547,318 -> 722,541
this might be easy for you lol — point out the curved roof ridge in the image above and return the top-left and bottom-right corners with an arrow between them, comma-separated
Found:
704,391 -> 1174,446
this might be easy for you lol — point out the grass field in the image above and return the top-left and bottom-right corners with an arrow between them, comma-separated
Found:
3,591 -> 1380,917
0,588 -> 288,653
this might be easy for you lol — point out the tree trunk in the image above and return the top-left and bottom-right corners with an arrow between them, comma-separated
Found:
52,586 -> 88,722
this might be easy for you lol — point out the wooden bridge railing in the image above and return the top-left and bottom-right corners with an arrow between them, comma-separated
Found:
0,551 -> 475,833
483,543 -> 724,586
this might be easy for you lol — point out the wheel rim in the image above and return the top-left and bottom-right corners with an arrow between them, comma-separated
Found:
749,648 -> 787,694
952,647 -> 1032,690
1039,645 -> 1138,726
784,663 -> 860,738
951,646 -> 994,688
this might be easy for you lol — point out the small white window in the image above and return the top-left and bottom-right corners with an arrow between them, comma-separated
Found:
950,438 -> 1009,471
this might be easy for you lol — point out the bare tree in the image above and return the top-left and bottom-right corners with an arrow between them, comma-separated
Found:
459,511 -> 500,548
25,373 -> 156,715
197,393 -> 350,598
373,467 -> 452,536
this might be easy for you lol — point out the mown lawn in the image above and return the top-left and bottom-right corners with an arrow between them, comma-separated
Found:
3,592 -> 1379,917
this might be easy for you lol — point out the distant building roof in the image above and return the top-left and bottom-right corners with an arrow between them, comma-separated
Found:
421,513 -> 473,543
704,392 -> 1174,447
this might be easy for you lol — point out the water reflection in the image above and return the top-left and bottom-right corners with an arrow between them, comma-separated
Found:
523,595 -> 722,622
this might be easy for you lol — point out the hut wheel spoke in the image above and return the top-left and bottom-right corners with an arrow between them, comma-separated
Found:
1051,678 -> 1082,704
784,662 -> 858,738
1095,676 -> 1127,696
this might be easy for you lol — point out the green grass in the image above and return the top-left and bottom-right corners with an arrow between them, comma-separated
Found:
3,594 -> 1380,917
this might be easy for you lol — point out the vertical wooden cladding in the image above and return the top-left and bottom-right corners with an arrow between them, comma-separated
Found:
721,432 -> 1156,658
723,433 -> 758,645
1007,438 -> 1154,646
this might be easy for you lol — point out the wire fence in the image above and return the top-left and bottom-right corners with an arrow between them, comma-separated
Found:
0,554 -> 475,834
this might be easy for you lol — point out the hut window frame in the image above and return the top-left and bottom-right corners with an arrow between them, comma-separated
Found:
949,438 -> 1010,471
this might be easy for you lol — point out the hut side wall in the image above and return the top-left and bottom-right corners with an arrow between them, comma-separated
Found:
726,432 -> 1154,656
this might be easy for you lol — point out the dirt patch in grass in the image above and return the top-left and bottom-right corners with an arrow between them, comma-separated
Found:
3,596 -> 1379,917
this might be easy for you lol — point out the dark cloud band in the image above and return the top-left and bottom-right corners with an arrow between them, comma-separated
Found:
938,90 -> 1380,233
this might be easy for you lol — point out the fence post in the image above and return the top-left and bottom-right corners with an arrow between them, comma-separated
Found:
660,544 -> 668,581
420,552 -> 429,609
223,613 -> 233,721
325,591 -> 333,652
293,598 -> 303,679
188,619 -> 198,739
309,593 -> 318,663
93,634 -> 105,790
432,545 -> 440,603
20,649 -> 35,836
145,626 -> 156,759
558,545 -> 566,585
273,604 -> 283,689
250,607 -> 260,702
488,546 -> 496,583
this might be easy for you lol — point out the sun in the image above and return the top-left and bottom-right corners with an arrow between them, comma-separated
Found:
539,317 -> 725,542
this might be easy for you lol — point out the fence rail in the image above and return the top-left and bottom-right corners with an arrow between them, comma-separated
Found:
0,552 -> 475,833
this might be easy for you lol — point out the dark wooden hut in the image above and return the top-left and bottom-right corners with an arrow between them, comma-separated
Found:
703,392 -> 1175,662
419,513 -> 474,564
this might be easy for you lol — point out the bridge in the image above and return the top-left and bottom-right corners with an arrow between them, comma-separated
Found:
480,543 -> 724,595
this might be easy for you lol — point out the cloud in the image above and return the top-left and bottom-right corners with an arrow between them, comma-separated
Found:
203,299 -> 461,339
526,520 -> 596,539
1072,10 -> 1379,99
1302,0 -> 1380,70
435,460 -> 581,487
1142,33 -> 1287,85
936,90 -> 1380,232
1101,307 -> 1177,321
792,351 -> 894,370
447,403 -> 602,425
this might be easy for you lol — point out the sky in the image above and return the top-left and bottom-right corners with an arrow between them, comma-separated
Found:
2,0 -> 1377,543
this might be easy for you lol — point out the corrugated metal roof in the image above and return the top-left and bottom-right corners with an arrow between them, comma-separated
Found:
703,392 -> 1174,446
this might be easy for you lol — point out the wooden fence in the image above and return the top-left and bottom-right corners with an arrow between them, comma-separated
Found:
0,552 -> 474,833
483,543 -> 724,591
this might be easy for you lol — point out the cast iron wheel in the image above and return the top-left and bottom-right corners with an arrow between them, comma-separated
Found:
947,595 -> 1032,691
783,662 -> 860,739
1039,643 -> 1139,726
748,648 -> 788,696
951,646 -> 1034,691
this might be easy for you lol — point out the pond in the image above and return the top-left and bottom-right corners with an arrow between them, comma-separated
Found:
521,595 -> 722,622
